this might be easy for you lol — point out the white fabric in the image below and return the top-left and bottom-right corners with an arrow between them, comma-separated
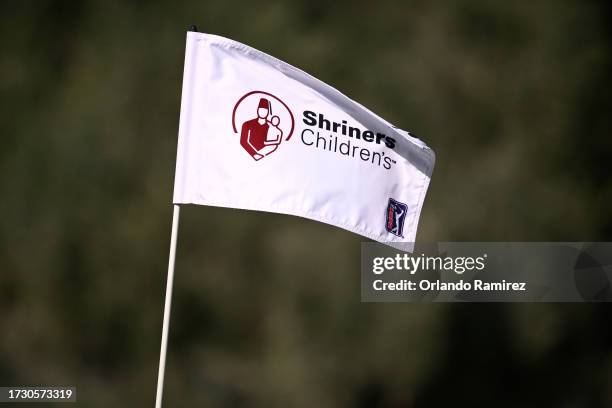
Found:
173,32 -> 435,249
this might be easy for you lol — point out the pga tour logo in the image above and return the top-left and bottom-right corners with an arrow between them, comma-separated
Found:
385,198 -> 408,237
232,91 -> 295,161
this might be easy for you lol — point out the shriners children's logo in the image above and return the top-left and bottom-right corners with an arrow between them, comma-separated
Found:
232,91 -> 295,161
385,198 -> 408,237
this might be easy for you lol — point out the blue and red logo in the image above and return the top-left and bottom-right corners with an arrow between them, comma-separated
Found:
385,198 -> 408,237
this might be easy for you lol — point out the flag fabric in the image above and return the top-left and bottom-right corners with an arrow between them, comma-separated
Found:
173,32 -> 435,249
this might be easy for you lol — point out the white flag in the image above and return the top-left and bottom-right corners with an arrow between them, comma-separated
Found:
173,32 -> 435,249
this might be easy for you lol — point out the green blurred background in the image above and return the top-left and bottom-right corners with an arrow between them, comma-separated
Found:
1,0 -> 611,406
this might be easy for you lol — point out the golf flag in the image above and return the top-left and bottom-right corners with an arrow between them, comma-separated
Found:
173,32 -> 435,249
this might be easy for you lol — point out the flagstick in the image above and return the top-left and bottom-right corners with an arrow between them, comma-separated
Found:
155,25 -> 196,407
155,204 -> 181,408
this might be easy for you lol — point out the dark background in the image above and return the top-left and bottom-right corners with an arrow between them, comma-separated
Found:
1,0 -> 612,406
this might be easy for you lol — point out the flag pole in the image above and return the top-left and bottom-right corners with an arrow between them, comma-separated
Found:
155,204 -> 181,408
155,25 -> 197,407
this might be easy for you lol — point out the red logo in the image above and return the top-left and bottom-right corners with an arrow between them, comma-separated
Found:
232,91 -> 295,161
